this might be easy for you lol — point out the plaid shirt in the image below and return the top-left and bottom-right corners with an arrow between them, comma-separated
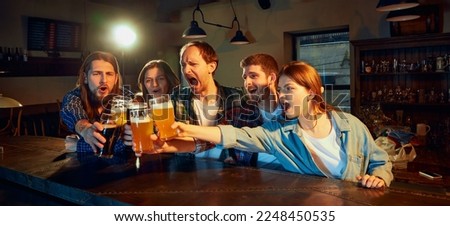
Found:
60,87 -> 134,153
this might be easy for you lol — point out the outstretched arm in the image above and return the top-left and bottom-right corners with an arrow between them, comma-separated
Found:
151,135 -> 197,153
124,124 -> 196,153
172,122 -> 222,144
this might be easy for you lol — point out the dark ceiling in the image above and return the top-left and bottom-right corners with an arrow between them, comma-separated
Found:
89,0 -> 220,22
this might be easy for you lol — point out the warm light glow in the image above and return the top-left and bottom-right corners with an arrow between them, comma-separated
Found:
113,25 -> 136,47
0,94 -> 22,108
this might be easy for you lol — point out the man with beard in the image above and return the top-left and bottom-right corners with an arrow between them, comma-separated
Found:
170,41 -> 244,161
60,51 -> 133,153
225,53 -> 283,169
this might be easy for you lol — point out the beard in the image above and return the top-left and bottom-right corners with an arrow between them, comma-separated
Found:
88,89 -> 106,110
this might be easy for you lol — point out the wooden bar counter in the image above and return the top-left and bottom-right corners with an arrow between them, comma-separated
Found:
0,136 -> 449,205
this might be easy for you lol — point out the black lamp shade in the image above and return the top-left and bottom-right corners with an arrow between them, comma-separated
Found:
182,21 -> 207,38
376,0 -> 419,12
230,30 -> 249,45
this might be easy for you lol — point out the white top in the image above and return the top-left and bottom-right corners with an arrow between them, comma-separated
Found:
193,98 -> 219,127
301,118 -> 346,178
193,98 -> 221,159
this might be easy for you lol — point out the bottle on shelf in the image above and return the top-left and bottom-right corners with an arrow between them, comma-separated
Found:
14,47 -> 20,62
6,48 -> 12,62
22,49 -> 28,62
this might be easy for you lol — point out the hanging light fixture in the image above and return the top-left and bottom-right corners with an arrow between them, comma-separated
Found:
182,0 -> 250,45
376,0 -> 419,12
386,7 -> 420,22
182,21 -> 207,39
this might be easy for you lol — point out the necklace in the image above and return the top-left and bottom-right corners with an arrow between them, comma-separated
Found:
299,118 -> 318,130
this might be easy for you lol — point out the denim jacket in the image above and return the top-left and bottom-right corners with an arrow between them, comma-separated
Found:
218,110 -> 393,186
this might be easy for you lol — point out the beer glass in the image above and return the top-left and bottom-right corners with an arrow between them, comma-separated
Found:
129,103 -> 154,156
111,95 -> 132,126
98,112 -> 118,158
149,94 -> 177,140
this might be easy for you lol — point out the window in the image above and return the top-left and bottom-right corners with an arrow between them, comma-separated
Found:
294,28 -> 350,113
27,17 -> 82,52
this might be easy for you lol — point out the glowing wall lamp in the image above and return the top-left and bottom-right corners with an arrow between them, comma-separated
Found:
182,0 -> 250,45
113,25 -> 136,76
113,25 -> 137,48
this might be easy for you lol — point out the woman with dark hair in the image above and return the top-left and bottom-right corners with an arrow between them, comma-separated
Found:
136,59 -> 180,100
60,51 -> 133,153
170,61 -> 393,189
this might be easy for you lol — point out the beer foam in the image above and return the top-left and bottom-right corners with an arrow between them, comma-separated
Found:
130,116 -> 151,123
151,101 -> 173,109
128,103 -> 147,110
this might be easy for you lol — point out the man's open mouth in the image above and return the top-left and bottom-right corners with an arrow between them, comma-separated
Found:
98,86 -> 108,94
188,78 -> 198,86
247,87 -> 257,94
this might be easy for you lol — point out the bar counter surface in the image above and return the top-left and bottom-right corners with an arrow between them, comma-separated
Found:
0,136 -> 449,205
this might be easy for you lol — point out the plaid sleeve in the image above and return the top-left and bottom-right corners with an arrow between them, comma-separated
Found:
60,88 -> 88,133
76,137 -> 127,153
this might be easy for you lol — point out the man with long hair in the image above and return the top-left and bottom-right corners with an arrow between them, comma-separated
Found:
60,51 -> 133,153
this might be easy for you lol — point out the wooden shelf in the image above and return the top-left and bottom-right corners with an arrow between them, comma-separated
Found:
352,33 -> 450,150
351,33 -> 450,115
0,57 -> 81,76
360,71 -> 449,77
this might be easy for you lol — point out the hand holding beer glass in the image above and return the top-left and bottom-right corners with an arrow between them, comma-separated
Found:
129,103 -> 154,156
98,112 -> 118,158
149,95 -> 177,141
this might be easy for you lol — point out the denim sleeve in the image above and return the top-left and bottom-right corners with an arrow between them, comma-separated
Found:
217,125 -> 273,154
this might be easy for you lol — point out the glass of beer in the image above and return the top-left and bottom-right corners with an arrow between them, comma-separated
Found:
98,112 -> 118,158
111,95 -> 132,126
129,103 -> 154,156
149,94 -> 177,141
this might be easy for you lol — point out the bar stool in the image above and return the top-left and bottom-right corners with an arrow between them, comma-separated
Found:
0,94 -> 23,136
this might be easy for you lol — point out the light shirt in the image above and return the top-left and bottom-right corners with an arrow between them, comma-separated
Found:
193,98 -> 222,159
192,99 -> 219,126
301,118 -> 346,178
